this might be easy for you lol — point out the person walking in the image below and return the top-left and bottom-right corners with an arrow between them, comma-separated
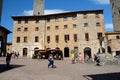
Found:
78,53 -> 82,63
48,54 -> 55,68
70,53 -> 75,64
6,52 -> 13,68
95,53 -> 101,66
75,53 -> 79,63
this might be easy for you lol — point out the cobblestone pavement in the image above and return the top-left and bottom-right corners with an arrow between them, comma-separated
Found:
0,57 -> 120,80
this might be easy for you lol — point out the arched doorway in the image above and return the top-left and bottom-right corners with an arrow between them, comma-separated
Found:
55,47 -> 60,50
64,47 -> 69,57
107,46 -> 112,54
23,48 -> 27,57
34,47 -> 39,50
84,47 -> 91,59
34,47 -> 39,54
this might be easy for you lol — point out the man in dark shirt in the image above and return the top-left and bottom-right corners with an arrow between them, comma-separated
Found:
6,52 -> 12,68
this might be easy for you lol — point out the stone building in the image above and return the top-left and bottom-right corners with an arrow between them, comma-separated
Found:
110,0 -> 120,32
0,26 -> 11,56
11,0 -> 106,59
12,10 -> 106,58
105,32 -> 120,56
104,0 -> 120,57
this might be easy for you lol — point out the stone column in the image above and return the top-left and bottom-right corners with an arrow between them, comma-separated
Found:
2,35 -> 7,56
104,36 -> 108,58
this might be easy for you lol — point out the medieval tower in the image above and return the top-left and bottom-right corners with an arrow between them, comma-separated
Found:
33,0 -> 44,15
12,0 -> 45,57
110,0 -> 120,32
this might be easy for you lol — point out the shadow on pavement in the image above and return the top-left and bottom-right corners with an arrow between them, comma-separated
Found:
83,72 -> 120,80
0,64 -> 25,73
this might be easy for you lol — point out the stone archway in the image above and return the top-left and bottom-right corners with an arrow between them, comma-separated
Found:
84,47 -> 91,60
64,47 -> 69,57
0,26 -> 11,56
55,47 -> 60,50
107,46 -> 112,54
34,47 -> 39,54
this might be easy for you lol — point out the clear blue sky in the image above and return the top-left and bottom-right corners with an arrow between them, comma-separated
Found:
1,0 -> 113,42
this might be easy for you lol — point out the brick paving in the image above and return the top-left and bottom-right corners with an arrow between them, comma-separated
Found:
0,57 -> 120,80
